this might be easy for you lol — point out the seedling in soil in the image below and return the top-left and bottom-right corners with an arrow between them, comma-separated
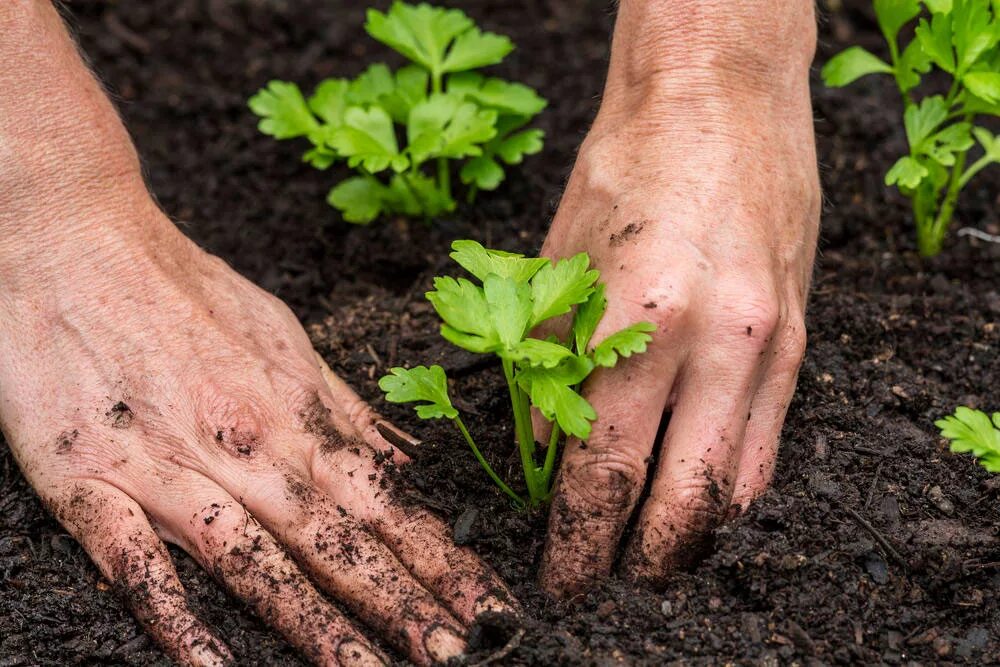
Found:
936,406 -> 1000,472
248,2 -> 547,224
378,241 -> 655,507
822,0 -> 1000,256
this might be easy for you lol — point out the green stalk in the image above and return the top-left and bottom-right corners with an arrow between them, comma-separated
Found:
540,422 -> 561,493
923,148 -> 970,256
960,154 -> 994,189
502,358 -> 542,505
453,415 -> 524,507
431,70 -> 451,201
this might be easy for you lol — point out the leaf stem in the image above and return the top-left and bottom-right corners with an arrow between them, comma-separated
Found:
540,421 -> 561,492
431,70 -> 451,201
923,121 -> 973,256
959,154 -> 994,189
453,415 -> 524,507
502,358 -> 542,505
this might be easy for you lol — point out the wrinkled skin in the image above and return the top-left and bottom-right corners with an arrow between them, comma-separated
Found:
537,0 -> 821,596
0,207 -> 516,665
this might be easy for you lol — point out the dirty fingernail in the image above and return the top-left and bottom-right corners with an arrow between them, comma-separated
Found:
190,640 -> 233,667
337,639 -> 388,667
474,594 -> 517,617
423,625 -> 465,662
375,421 -> 422,458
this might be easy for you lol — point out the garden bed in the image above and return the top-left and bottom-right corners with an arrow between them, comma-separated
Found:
1,0 -> 998,664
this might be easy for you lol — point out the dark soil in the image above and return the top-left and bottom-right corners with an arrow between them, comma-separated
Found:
2,0 -> 999,664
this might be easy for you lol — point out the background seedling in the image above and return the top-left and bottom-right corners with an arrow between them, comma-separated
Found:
249,2 -> 547,224
936,406 -> 1000,472
822,0 -> 1000,256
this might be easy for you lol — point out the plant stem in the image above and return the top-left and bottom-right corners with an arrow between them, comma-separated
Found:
431,70 -> 451,201
453,416 -> 524,507
960,154 -> 994,189
540,422 -> 561,492
921,114 -> 975,256
502,358 -> 542,504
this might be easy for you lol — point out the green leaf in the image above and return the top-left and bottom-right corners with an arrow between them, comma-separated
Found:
506,338 -> 575,368
449,240 -> 548,283
517,356 -> 597,439
381,65 -> 430,123
973,126 -> 1000,158
915,13 -> 957,72
483,274 -> 533,349
496,129 -> 545,164
460,155 -> 505,190
385,171 -> 455,217
347,64 -> 396,105
925,122 -> 974,166
529,253 -> 599,326
923,0 -> 953,13
327,176 -> 387,224
904,95 -> 949,147
874,0 -> 923,43
441,27 -> 513,72
963,71 -> 1000,103
447,72 -> 547,116
329,106 -> 409,173
426,276 -> 497,350
886,155 -> 931,187
249,81 -> 319,139
935,406 -> 1000,472
308,79 -> 350,125
821,46 -> 894,87
365,2 -> 472,72
407,93 -> 498,164
572,283 -> 607,354
592,323 -> 656,368
951,0 -> 998,70
898,39 -> 934,91
379,365 -> 458,420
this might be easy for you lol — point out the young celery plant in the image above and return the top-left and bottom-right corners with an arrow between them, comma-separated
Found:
379,241 -> 655,508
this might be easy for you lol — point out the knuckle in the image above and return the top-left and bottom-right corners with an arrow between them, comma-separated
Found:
194,385 -> 274,459
664,476 -> 732,535
561,446 -> 647,516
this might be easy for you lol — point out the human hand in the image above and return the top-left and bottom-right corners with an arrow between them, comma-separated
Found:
0,207 -> 514,665
538,0 -> 820,596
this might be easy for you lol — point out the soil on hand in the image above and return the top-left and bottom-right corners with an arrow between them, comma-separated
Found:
1,1 -> 998,664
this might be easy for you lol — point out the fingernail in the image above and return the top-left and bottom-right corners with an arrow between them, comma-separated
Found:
474,594 -> 517,617
190,640 -> 233,667
423,625 -> 465,663
375,421 -> 422,459
337,639 -> 388,667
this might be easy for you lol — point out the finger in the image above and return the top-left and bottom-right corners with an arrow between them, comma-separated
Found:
313,446 -> 519,624
314,352 -> 418,462
158,485 -> 387,667
622,318 -> 777,586
239,467 -> 466,666
538,326 -> 679,599
49,480 -> 232,667
730,320 -> 807,510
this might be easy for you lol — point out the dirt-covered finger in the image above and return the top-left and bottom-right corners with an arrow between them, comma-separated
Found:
166,493 -> 387,667
241,470 -> 466,665
49,480 -> 232,666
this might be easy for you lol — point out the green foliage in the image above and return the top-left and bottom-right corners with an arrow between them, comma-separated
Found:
378,242 -> 655,507
935,406 -> 1000,472
822,0 -> 1000,256
249,2 -> 546,224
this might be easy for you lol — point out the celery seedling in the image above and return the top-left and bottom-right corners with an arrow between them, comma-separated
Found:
936,406 -> 1000,472
378,241 -> 655,508
822,0 -> 1000,256
248,2 -> 547,224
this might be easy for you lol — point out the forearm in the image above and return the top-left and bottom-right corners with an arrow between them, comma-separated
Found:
600,0 -> 816,124
0,2 -> 158,288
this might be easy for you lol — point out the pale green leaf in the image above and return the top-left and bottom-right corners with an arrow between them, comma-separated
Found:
447,72 -> 547,116
328,106 -> 409,173
385,171 -> 455,217
874,0 -> 922,43
885,155 -> 931,188
952,0 -> 998,70
963,71 -> 1000,103
346,63 -> 396,105
365,2 -> 474,74
327,176 -> 387,224
441,27 -> 513,72
572,283 -> 607,354
379,365 -> 458,420
426,276 -> 497,347
381,65 -> 430,123
898,39 -> 934,91
505,338 -> 575,368
308,79 -> 350,125
449,240 -> 548,283
249,81 -> 319,139
407,93 -> 498,163
915,13 -> 957,73
459,155 -> 505,190
483,274 -> 533,349
904,95 -> 949,147
496,129 -> 545,164
923,0 -> 952,13
592,323 -> 656,368
529,253 -> 599,326
935,406 -> 1000,472
973,126 -> 1000,158
821,46 -> 894,87
517,356 -> 596,439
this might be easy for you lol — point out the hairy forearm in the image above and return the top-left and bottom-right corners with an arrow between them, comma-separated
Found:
0,2 -> 154,285
601,0 -> 816,122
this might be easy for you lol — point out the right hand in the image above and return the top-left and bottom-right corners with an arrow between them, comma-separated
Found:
0,203 -> 515,666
